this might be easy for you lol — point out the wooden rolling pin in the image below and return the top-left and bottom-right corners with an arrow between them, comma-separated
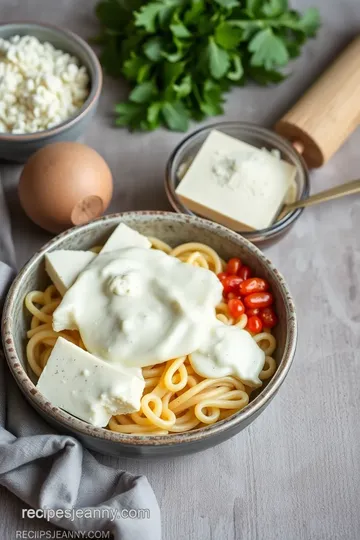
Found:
275,36 -> 360,168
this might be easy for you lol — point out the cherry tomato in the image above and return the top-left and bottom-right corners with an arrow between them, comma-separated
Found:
244,292 -> 273,309
246,315 -> 263,334
238,265 -> 252,280
239,277 -> 269,296
225,292 -> 245,302
228,298 -> 245,318
260,307 -> 278,328
246,308 -> 260,317
226,257 -> 242,275
222,275 -> 243,296
217,272 -> 228,285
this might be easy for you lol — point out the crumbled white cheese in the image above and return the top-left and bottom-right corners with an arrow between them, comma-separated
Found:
108,272 -> 143,297
0,35 -> 90,134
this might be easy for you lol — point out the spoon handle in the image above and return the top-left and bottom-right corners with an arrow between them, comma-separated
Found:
285,178 -> 360,211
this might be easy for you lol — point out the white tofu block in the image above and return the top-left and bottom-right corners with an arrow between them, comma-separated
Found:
100,223 -> 151,253
36,337 -> 145,427
45,250 -> 96,296
175,130 -> 297,231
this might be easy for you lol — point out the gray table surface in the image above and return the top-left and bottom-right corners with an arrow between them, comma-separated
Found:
1,0 -> 360,539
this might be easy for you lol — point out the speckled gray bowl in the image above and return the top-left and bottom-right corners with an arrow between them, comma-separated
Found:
1,212 -> 297,458
0,22 -> 102,162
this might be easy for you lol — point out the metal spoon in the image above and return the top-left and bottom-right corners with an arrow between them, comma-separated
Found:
284,178 -> 360,212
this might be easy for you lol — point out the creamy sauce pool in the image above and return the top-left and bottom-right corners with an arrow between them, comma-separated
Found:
53,246 -> 265,386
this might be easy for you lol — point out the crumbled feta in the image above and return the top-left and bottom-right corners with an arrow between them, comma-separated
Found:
0,35 -> 90,134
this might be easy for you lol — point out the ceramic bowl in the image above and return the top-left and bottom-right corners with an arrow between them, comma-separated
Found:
2,212 -> 297,458
165,122 -> 310,247
0,22 -> 102,162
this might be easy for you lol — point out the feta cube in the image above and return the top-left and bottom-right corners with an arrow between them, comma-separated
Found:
36,337 -> 145,427
176,130 -> 297,231
45,250 -> 96,296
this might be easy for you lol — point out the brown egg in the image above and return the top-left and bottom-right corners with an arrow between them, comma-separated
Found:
18,142 -> 113,233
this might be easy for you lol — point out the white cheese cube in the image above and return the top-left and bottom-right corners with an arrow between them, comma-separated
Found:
45,250 -> 96,296
45,225 -> 150,296
100,223 -> 151,253
175,130 -> 297,231
36,337 -> 145,427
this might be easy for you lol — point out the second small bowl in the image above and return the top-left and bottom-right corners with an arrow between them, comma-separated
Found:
165,122 -> 310,246
0,22 -> 102,162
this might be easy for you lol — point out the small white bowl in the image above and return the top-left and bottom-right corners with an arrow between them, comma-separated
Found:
0,22 -> 102,162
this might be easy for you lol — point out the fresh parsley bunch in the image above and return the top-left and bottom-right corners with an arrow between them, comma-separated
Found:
94,0 -> 320,131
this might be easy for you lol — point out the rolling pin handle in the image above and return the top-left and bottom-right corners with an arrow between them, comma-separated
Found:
275,36 -> 360,168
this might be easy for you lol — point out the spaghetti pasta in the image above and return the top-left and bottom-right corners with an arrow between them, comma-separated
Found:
24,239 -> 278,435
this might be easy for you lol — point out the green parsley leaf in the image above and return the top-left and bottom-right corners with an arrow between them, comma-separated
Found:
170,23 -> 191,38
170,14 -> 191,38
147,101 -> 162,128
215,22 -> 244,49
163,62 -> 185,87
227,54 -> 244,80
123,54 -> 149,82
227,19 -> 262,41
208,38 -> 230,79
115,102 -> 145,128
199,80 -> 224,115
297,7 -> 321,36
213,0 -> 240,9
161,102 -> 189,131
162,50 -> 184,62
129,81 -> 155,103
173,75 -> 192,97
135,3 -> 164,33
161,36 -> 186,63
262,0 -> 288,18
144,37 -> 164,62
249,28 -> 289,69
184,0 -> 205,25
245,0 -> 263,17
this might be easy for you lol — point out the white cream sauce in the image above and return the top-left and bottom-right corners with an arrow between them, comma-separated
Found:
52,241 -> 265,385
189,322 -> 264,386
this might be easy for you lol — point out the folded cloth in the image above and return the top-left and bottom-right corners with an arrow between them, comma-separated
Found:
0,177 -> 161,539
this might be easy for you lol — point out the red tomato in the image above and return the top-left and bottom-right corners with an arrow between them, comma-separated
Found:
228,298 -> 245,318
226,257 -> 242,275
244,292 -> 273,309
239,278 -> 269,296
246,315 -> 263,334
238,265 -> 252,280
246,308 -> 260,317
217,272 -> 228,285
260,307 -> 278,328
222,275 -> 243,296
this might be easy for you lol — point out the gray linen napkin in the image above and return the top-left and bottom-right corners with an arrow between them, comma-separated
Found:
0,177 -> 161,539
